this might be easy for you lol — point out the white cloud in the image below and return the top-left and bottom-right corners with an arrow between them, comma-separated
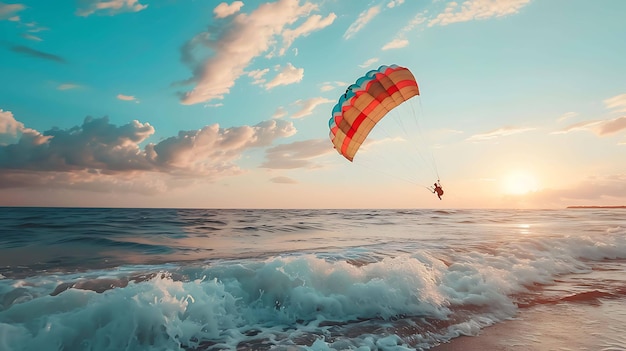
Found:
466,126 -> 535,142
387,0 -> 405,8
553,117 -> 626,137
270,176 -> 298,184
551,120 -> 601,135
213,1 -> 244,18
557,111 -> 578,122
117,94 -> 137,101
291,97 -> 334,119
280,12 -> 336,55
273,106 -> 288,119
343,6 -> 381,39
597,116 -> 626,135
58,83 -> 81,90
320,84 -> 335,92
0,2 -> 25,20
25,22 -> 48,33
382,38 -> 409,50
0,112 -> 297,193
179,0 -> 318,105
265,63 -> 304,90
247,68 -> 270,85
0,109 -> 25,144
148,119 -> 297,173
359,57 -> 379,68
527,174 -> 626,205
262,139 -> 332,169
21,33 -> 42,41
319,81 -> 348,92
428,0 -> 531,27
77,0 -> 148,17
604,93 -> 626,113
383,11 -> 427,52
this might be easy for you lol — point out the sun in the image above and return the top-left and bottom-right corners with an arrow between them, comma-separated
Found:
503,170 -> 539,195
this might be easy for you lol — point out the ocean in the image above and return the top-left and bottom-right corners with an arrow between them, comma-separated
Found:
0,207 -> 624,351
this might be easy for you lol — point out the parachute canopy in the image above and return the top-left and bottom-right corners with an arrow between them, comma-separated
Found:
328,64 -> 419,162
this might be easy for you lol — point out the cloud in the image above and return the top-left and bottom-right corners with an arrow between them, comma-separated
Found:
383,11 -> 428,51
528,174 -> 626,205
270,176 -> 297,184
343,5 -> 381,39
25,22 -> 48,33
0,2 -> 25,20
77,0 -> 148,17
604,93 -> 626,113
320,84 -> 335,92
466,126 -> 535,142
247,68 -> 270,85
0,110 -> 22,136
261,139 -> 332,169
0,111 -> 297,193
178,0 -> 319,105
117,94 -> 137,101
319,81 -> 348,92
0,170 -> 172,196
428,0 -> 531,27
597,116 -> 626,136
57,83 -> 81,90
272,106 -> 288,119
0,109 -> 40,145
359,58 -> 379,68
382,38 -> 409,50
20,33 -> 42,41
280,12 -> 336,55
213,1 -> 244,18
557,111 -> 578,122
553,117 -> 626,137
387,0 -> 405,8
148,119 -> 296,174
291,97 -> 334,119
265,63 -> 304,90
9,45 -> 66,63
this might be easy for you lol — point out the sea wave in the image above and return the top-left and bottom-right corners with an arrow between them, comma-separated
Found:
1,224 -> 625,351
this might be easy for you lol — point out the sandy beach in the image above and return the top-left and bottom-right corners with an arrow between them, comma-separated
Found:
431,299 -> 626,351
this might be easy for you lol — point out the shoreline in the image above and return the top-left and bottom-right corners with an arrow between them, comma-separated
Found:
567,205 -> 626,209
430,299 -> 626,351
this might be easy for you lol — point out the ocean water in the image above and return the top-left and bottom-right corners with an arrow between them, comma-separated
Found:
0,207 -> 624,351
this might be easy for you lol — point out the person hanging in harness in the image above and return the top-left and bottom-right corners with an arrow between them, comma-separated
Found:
432,180 -> 444,200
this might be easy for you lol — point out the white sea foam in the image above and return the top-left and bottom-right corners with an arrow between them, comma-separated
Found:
0,212 -> 625,350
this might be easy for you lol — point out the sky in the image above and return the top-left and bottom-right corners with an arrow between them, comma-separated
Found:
0,0 -> 625,209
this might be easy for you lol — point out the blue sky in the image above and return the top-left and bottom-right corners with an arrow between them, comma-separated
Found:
1,0 -> 625,209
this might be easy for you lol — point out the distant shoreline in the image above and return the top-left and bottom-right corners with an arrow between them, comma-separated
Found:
567,206 -> 626,209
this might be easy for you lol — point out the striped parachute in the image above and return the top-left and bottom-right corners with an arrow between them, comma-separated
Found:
328,64 -> 419,161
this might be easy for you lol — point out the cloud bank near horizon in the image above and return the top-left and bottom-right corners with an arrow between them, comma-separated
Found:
0,109 -> 296,193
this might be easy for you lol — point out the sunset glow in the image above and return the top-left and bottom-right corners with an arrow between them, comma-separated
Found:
503,170 -> 539,195
0,0 -> 625,209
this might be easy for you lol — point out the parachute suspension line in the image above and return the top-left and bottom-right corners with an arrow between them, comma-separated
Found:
366,110 -> 436,191
411,97 -> 440,181
352,158 -> 421,186
352,147 -> 433,191
382,97 -> 438,185
364,116 -> 425,184
394,99 -> 437,180
328,64 -> 440,193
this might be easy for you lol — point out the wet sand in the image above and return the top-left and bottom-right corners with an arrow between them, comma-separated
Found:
431,299 -> 626,351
